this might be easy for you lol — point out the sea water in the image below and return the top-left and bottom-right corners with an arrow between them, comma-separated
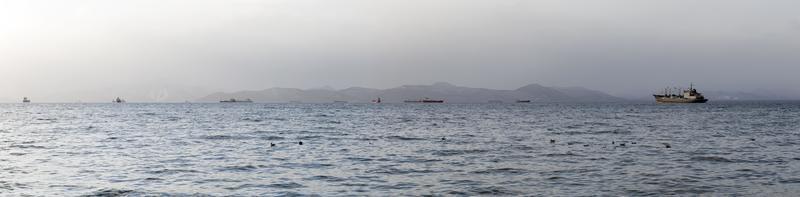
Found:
1,102 -> 799,196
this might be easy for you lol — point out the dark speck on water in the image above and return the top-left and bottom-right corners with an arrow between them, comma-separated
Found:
1,102 -> 799,196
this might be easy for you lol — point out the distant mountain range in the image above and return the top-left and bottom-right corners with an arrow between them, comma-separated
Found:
198,82 -> 623,103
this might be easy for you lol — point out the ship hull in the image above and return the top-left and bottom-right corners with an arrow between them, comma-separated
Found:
654,96 -> 708,103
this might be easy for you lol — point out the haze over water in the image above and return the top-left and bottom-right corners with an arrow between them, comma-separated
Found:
3,0 -> 800,196
2,102 -> 799,196
3,0 -> 800,101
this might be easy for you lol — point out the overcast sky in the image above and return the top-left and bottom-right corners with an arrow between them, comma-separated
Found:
2,0 -> 799,101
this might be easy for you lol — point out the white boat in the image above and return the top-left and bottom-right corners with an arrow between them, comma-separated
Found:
22,97 -> 31,103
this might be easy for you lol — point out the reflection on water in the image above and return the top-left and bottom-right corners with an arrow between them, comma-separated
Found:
1,102 -> 799,195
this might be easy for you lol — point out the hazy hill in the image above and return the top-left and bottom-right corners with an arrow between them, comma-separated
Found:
197,82 -> 624,103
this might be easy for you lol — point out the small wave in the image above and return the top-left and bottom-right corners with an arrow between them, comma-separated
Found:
397,157 -> 443,163
542,151 -> 584,157
314,126 -> 336,130
445,190 -> 471,195
200,135 -> 251,140
779,178 -> 800,183
81,189 -> 209,197
225,182 -> 305,190
291,163 -> 335,169
218,165 -> 261,172
512,145 -> 535,151
148,169 -> 202,175
590,129 -> 632,135
547,176 -> 564,180
468,186 -> 519,195
259,136 -> 285,141
690,156 -> 734,163
385,136 -> 427,141
366,167 -> 437,175
9,144 -> 47,149
471,168 -> 529,175
297,135 -> 324,140
194,178 -> 242,184
397,118 -> 415,123
587,121 -> 611,126
440,179 -> 484,186
143,177 -> 163,181
304,175 -> 347,182
0,181 -> 28,191
81,188 -> 137,197
325,120 -> 342,124
431,149 -> 490,157
242,117 -> 263,122
344,157 -> 374,162
371,182 -> 418,190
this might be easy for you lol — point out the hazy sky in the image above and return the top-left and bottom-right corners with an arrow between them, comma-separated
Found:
2,0 -> 799,101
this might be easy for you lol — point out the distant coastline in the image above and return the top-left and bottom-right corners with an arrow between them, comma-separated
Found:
2,82 -> 798,103
198,82 -> 623,103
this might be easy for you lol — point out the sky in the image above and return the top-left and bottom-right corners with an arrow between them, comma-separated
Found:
1,0 -> 799,101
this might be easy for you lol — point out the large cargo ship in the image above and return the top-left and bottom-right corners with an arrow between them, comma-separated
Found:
653,84 -> 708,103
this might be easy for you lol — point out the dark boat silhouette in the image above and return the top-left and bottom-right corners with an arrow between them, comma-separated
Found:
220,98 -> 253,103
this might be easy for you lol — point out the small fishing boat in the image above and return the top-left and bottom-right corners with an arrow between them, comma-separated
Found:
22,97 -> 31,103
220,98 -> 253,103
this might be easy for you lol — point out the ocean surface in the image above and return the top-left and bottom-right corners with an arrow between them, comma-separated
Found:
1,102 -> 799,196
